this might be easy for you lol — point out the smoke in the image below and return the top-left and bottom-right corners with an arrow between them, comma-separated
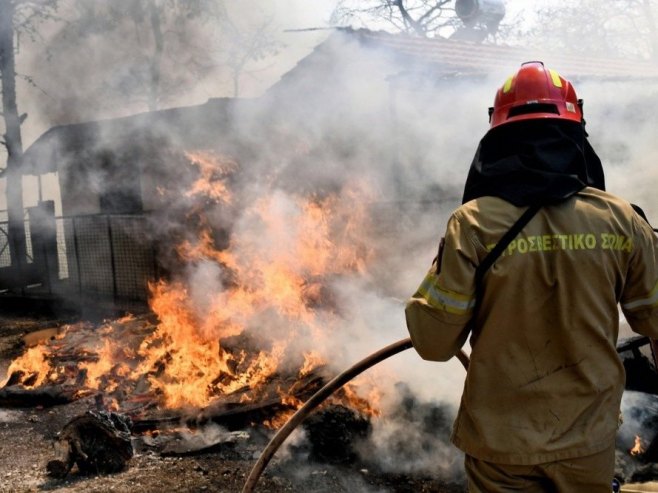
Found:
360,383 -> 464,479
580,79 -> 658,219
616,391 -> 658,482
619,391 -> 658,448
7,0 -> 658,485
0,410 -> 21,423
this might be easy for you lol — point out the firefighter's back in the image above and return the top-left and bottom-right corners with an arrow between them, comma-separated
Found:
452,186 -> 648,464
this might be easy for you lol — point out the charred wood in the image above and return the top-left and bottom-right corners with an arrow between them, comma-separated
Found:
0,385 -> 77,408
4,371 -> 25,387
156,429 -> 249,457
46,411 -> 133,478
200,399 -> 294,431
302,404 -> 371,464
47,351 -> 99,365
197,372 -> 325,430
131,371 -> 326,433
130,415 -> 181,434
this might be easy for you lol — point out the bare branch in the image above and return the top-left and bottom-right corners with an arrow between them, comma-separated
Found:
333,0 -> 456,37
417,0 -> 452,24
393,0 -> 427,36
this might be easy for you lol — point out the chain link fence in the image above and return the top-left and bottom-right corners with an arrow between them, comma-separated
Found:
0,219 -> 10,269
0,212 -> 158,309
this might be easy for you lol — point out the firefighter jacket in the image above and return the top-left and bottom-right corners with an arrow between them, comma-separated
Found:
405,187 -> 658,465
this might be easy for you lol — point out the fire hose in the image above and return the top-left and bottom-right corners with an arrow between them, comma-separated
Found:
241,337 -> 470,493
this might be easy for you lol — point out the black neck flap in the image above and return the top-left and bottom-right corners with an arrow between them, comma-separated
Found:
461,120 -> 605,207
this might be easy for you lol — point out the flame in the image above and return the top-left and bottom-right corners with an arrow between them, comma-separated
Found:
340,379 -> 382,418
3,150 -> 381,423
4,345 -> 50,388
300,352 -> 325,378
631,435 -> 644,456
134,282 -> 232,408
80,338 -> 130,393
129,176 -> 374,411
184,151 -> 236,203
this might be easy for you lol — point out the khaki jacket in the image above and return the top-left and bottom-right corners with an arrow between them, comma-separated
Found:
405,187 -> 658,465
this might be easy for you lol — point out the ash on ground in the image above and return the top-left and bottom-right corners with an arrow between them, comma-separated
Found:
280,383 -> 466,492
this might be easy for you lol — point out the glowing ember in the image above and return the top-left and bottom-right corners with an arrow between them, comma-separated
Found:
630,435 -> 644,456
2,150 -> 380,423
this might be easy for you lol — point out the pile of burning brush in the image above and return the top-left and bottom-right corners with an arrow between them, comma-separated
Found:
0,314 -> 343,420
1,151 -> 379,418
0,150 -> 388,479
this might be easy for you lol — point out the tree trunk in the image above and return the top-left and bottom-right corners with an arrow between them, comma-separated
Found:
0,0 -> 28,280
147,0 -> 164,111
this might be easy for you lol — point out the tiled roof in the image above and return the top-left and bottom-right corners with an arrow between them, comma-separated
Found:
343,28 -> 658,80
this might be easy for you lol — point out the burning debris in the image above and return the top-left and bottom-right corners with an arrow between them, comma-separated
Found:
1,151 -> 379,420
615,389 -> 658,484
0,150 -> 397,490
631,435 -> 645,456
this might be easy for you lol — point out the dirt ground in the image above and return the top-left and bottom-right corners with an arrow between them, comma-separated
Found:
0,312 -> 466,493
5,310 -> 655,493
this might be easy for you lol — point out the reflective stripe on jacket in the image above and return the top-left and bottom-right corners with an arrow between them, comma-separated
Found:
405,187 -> 658,465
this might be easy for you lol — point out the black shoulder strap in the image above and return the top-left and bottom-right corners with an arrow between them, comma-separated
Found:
474,203 -> 542,304
631,203 -> 658,233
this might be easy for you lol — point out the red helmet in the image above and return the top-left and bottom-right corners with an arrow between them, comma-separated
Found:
489,61 -> 583,129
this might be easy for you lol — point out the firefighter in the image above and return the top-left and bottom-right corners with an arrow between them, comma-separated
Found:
405,61 -> 658,492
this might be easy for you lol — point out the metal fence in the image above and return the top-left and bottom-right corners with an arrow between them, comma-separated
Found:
0,217 -> 10,269
62,214 -> 158,303
0,213 -> 158,308
0,209 -> 31,269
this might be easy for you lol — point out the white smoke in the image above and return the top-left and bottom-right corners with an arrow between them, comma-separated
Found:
581,79 -> 658,219
5,0 -> 658,485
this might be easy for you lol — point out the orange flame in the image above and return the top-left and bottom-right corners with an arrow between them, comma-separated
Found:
300,352 -> 326,378
3,150 -> 381,422
4,345 -> 50,388
184,151 -> 236,203
631,435 -> 644,456
142,178 -> 375,411
340,380 -> 382,418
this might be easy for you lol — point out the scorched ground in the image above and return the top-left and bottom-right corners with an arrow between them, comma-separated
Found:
0,313 -> 467,492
